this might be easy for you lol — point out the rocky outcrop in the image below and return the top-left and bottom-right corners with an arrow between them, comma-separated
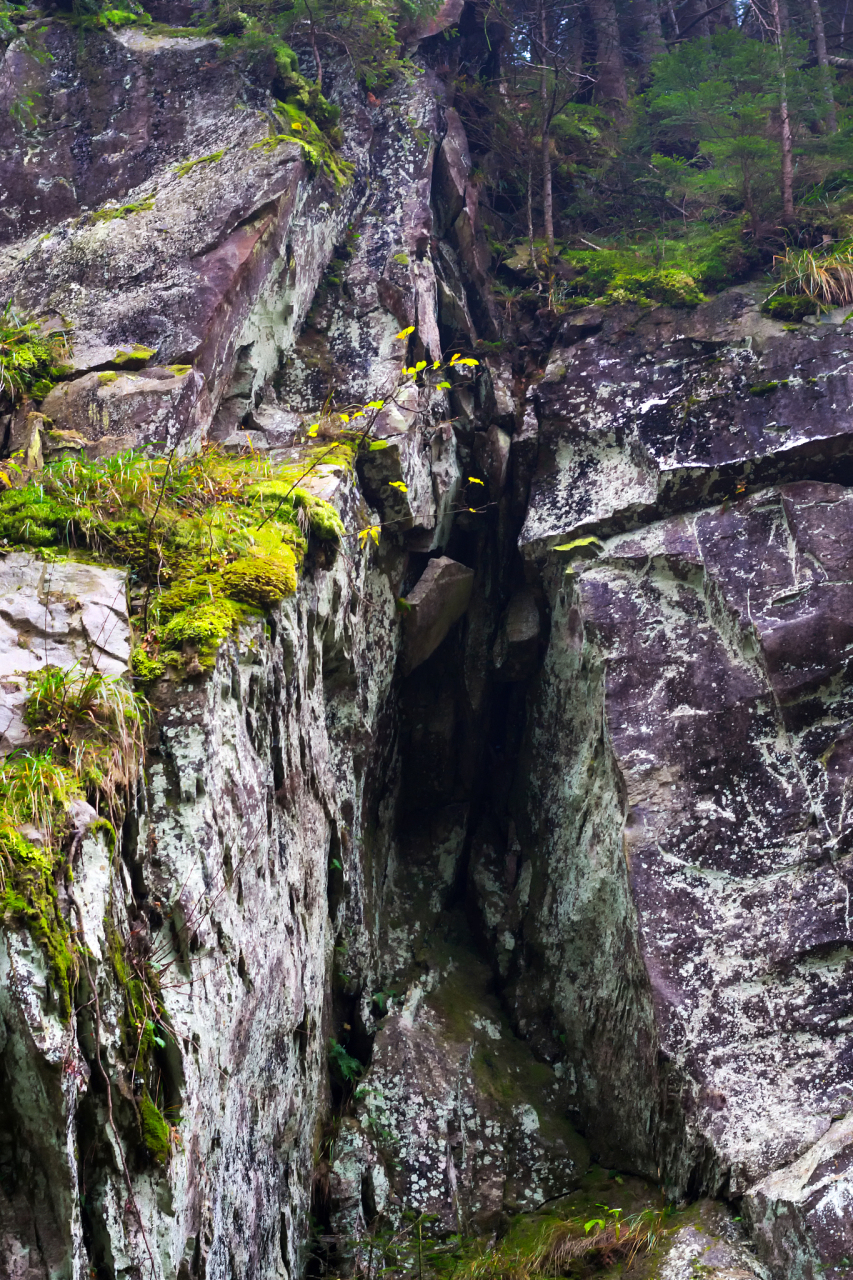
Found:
493,295 -> 853,1278
5,7 -> 853,1280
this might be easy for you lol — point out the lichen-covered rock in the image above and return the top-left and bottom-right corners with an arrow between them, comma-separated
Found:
0,552 -> 130,752
327,948 -> 588,1262
520,288 -> 853,561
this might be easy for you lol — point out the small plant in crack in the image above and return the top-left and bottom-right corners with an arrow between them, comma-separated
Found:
328,1036 -> 363,1084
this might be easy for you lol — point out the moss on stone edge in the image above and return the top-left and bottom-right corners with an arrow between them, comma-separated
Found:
139,1093 -> 171,1162
0,821 -> 77,1019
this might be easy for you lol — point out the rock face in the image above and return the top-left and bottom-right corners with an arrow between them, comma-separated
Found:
5,6 -> 853,1280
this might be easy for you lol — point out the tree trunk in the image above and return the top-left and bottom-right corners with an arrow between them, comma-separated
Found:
680,0 -> 709,38
538,0 -> 555,262
809,0 -> 838,132
768,0 -> 795,221
632,0 -> 665,78
588,0 -> 627,110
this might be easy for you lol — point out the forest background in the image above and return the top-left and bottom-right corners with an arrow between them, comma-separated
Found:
4,0 -> 853,312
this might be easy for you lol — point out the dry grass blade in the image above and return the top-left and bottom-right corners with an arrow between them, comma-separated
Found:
771,244 -> 853,308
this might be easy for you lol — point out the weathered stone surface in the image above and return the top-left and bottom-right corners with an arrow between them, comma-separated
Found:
328,948 -> 588,1260
401,556 -> 474,674
0,552 -> 130,752
520,289 -> 853,560
40,366 -> 210,453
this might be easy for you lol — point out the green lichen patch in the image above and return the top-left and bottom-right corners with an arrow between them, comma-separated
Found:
90,194 -> 156,224
175,150 -> 225,178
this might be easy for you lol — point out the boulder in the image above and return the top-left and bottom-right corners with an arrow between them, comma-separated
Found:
492,589 -> 540,682
40,366 -> 210,454
401,556 -> 474,674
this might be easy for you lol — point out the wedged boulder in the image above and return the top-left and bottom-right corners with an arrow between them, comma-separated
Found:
474,422 -> 511,497
520,289 -> 853,561
492,588 -> 540,682
401,556 -> 474,674
40,366 -> 209,454
433,108 -> 471,237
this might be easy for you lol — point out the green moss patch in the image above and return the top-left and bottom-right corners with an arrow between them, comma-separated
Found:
139,1093 -> 170,1162
250,100 -> 353,187
761,294 -> 819,321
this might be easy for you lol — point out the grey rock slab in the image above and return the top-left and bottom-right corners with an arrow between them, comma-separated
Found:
41,366 -> 210,454
519,291 -> 853,561
508,480 -> 853,1268
0,553 -> 129,752
401,556 -> 474,674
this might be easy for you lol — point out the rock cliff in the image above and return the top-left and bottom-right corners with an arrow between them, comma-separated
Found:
1,6 -> 852,1280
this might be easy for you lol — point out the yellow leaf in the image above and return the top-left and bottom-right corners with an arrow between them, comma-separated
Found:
395,326 -> 415,340
454,357 -> 479,367
340,413 -> 350,423
358,525 -> 381,548
450,352 -> 460,364
365,400 -> 385,410
0,471 -> 10,489
437,381 -> 451,389
291,121 -> 303,131
468,477 -> 484,485
308,426 -> 319,437
414,360 -> 427,372
389,481 -> 408,492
